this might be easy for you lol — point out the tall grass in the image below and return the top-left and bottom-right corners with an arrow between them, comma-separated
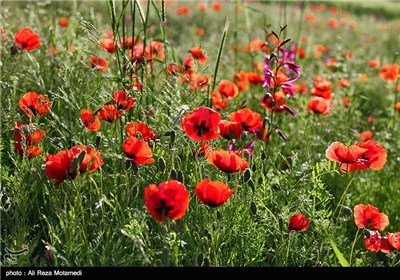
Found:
1,0 -> 399,267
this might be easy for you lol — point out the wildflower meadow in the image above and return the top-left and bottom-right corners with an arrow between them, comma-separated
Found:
1,0 -> 400,270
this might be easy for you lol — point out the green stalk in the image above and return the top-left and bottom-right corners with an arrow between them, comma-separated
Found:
349,228 -> 361,266
209,17 -> 230,107
107,0 -> 123,82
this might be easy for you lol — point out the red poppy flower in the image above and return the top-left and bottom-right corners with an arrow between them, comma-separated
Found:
181,106 -> 221,141
248,39 -> 268,53
307,97 -> 331,114
197,2 -> 207,12
145,41 -> 164,64
195,179 -> 233,207
13,122 -> 45,144
337,79 -> 350,88
45,145 -> 103,186
358,74 -> 369,82
184,73 -> 211,90
112,90 -> 135,111
99,104 -> 122,123
346,140 -> 387,172
325,141 -> 367,171
58,17 -> 68,28
99,38 -> 115,53
288,213 -> 310,232
380,235 -> 396,253
18,91 -> 52,119
81,109 -> 101,131
207,149 -> 248,173
354,204 -> 389,231
297,47 -> 306,59
387,232 -> 400,250
192,143 -> 213,158
212,2 -> 221,11
211,90 -> 228,110
255,126 -> 270,143
13,122 -> 46,159
70,145 -> 104,173
14,28 -> 40,51
368,59 -> 380,68
395,101 -> 400,113
125,122 -> 157,141
229,108 -> 262,132
122,137 -> 154,165
129,41 -> 144,63
218,120 -> 243,140
144,180 -> 189,222
196,28 -> 205,37
246,72 -> 263,85
123,36 -> 139,49
90,55 -> 108,71
379,64 -> 399,82
183,55 -> 194,74
233,71 -> 248,92
357,131 -> 373,141
310,76 -> 332,100
166,64 -> 184,75
305,13 -> 317,23
328,18 -> 338,28
176,6 -> 190,15
14,144 -> 43,160
190,47 -> 207,64
45,150 -> 75,186
218,80 -> 239,99
261,91 -> 286,113
364,230 -> 381,252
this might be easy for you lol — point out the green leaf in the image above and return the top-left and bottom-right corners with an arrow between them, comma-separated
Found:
328,237 -> 349,267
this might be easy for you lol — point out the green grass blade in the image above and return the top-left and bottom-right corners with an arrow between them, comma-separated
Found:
328,237 -> 349,267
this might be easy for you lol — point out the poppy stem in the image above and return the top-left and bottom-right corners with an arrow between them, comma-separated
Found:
285,232 -> 293,266
349,228 -> 361,266
331,172 -> 355,223
209,17 -> 230,95
392,78 -> 399,131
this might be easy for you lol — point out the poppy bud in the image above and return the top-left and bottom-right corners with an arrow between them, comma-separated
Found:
275,128 -> 287,141
282,104 -> 297,116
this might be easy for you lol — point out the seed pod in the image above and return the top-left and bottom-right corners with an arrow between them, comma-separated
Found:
158,157 -> 166,173
250,201 -> 257,215
243,168 -> 251,183
248,179 -> 255,194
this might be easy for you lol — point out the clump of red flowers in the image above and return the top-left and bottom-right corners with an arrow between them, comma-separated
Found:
18,92 -> 52,119
13,122 -> 46,159
379,63 -> 399,82
326,140 -> 387,172
354,203 -> 399,253
45,145 -> 104,186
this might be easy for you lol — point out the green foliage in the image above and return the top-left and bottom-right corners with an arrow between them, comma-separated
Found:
1,0 -> 399,267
